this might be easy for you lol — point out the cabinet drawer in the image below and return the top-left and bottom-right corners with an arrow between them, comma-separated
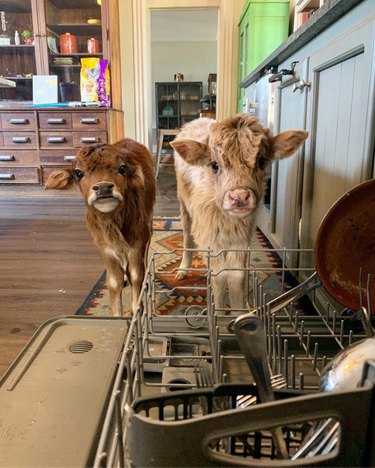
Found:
73,131 -> 107,147
2,132 -> 37,148
39,149 -> 76,165
0,167 -> 39,184
39,132 -> 74,148
72,112 -> 107,130
0,150 -> 38,166
38,112 -> 72,129
1,113 -> 36,130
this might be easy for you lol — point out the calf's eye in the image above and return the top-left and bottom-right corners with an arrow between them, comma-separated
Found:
211,161 -> 220,173
258,156 -> 269,170
118,164 -> 127,176
74,169 -> 84,180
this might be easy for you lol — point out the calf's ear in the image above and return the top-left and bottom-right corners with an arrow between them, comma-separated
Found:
271,130 -> 308,160
170,139 -> 210,166
45,169 -> 74,190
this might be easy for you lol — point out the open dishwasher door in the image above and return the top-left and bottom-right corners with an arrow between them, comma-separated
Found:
0,315 -> 128,467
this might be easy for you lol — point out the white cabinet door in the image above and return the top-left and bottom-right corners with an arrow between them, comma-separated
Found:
261,60 -> 309,267
300,20 -> 375,254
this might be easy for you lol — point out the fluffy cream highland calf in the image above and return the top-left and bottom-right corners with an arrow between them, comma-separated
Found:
171,114 -> 308,312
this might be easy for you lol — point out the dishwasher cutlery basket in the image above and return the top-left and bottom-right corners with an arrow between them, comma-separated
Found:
127,372 -> 375,467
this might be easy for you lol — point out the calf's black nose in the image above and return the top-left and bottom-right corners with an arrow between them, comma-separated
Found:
92,182 -> 114,196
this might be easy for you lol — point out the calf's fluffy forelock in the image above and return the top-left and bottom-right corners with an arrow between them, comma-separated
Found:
209,115 -> 270,167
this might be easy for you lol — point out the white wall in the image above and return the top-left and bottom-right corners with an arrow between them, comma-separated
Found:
151,40 -> 217,128
119,0 -> 246,144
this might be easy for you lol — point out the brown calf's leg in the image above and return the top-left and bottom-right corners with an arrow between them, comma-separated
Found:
127,249 -> 146,313
105,260 -> 125,317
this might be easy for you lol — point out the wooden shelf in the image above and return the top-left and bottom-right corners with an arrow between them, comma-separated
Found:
49,64 -> 82,68
50,52 -> 103,56
47,23 -> 102,36
4,76 -> 33,80
0,44 -> 35,49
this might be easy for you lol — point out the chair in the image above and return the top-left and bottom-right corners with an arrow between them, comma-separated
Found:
155,128 -> 179,180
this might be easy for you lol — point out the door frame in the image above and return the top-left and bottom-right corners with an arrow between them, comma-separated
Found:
130,0 -> 241,149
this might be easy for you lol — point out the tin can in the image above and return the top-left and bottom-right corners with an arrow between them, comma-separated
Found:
60,33 -> 77,54
87,37 -> 99,54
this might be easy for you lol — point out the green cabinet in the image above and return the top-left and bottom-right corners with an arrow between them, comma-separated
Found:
237,0 -> 290,112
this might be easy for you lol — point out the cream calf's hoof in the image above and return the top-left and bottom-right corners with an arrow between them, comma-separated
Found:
175,269 -> 188,280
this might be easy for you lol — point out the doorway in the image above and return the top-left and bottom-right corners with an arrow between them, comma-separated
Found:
127,0 -> 241,147
150,8 -> 218,153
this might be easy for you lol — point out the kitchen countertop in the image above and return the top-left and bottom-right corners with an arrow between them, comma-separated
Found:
0,101 -> 121,110
240,0 -> 364,87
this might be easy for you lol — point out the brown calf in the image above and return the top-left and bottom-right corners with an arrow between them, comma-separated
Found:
45,138 -> 156,316
171,114 -> 308,312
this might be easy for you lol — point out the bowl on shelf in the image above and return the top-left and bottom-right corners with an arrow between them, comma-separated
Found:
87,18 -> 101,25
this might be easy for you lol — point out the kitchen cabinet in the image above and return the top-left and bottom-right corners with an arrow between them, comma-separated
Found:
257,60 -> 309,267
0,0 -> 123,185
253,0 -> 375,269
237,0 -> 290,112
0,107 -> 123,184
0,0 -> 121,108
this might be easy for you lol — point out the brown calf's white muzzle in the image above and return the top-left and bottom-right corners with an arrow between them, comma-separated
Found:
88,181 -> 124,213
223,188 -> 257,218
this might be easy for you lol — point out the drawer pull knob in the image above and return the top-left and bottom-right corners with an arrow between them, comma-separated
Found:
64,155 -> 76,161
10,118 -> 28,124
80,118 -> 98,124
0,155 -> 15,161
48,136 -> 66,143
81,137 -> 99,143
0,173 -> 15,179
12,136 -> 29,143
47,118 -> 66,124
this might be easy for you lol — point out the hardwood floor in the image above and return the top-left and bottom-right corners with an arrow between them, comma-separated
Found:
0,170 -> 179,378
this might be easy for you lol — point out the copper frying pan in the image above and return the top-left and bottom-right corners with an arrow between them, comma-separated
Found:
314,178 -> 375,314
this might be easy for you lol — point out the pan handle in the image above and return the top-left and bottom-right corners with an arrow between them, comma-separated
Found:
260,271 -> 320,315
228,272 -> 320,333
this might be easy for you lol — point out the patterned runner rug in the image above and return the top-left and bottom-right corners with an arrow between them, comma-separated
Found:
76,217 -> 299,317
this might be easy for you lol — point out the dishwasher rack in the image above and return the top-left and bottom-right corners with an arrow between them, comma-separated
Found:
93,246 -> 372,467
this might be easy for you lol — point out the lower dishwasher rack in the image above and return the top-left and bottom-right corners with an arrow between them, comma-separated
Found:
93,246 -> 375,467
